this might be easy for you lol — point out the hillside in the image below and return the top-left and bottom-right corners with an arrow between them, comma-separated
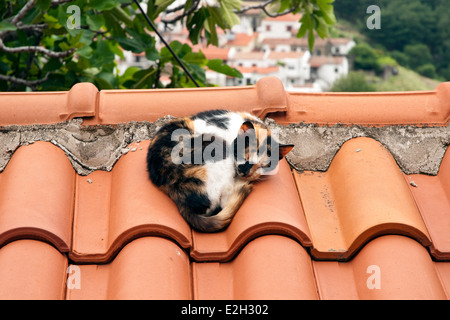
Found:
370,66 -> 441,91
330,17 -> 444,92
331,0 -> 450,90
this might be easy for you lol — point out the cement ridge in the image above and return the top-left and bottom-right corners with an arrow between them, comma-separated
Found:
0,116 -> 448,176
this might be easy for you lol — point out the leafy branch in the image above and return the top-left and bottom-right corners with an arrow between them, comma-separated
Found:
0,0 -> 335,91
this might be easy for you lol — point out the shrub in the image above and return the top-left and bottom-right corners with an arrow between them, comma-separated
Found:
330,72 -> 377,92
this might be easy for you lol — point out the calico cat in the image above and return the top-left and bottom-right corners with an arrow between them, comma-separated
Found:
147,110 -> 294,232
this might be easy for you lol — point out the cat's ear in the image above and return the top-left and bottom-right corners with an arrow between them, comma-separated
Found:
239,121 -> 255,134
278,144 -> 294,159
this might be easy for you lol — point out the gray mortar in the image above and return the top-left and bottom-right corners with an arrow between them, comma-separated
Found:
267,119 -> 450,175
0,116 -> 449,176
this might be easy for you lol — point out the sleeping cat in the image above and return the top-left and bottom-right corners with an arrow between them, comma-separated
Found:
147,110 -> 294,232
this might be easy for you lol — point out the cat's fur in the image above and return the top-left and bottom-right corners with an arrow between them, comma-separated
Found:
147,110 -> 294,232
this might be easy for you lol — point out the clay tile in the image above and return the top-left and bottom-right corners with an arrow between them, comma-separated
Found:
87,77 -> 286,125
70,140 -> 191,263
61,82 -> 98,121
0,142 -> 75,252
273,82 -> 450,126
406,146 -> 450,260
0,240 -> 68,299
0,82 -> 97,126
191,159 -> 312,262
67,237 -> 191,300
313,235 -> 449,299
294,137 -> 431,261
193,235 -> 318,299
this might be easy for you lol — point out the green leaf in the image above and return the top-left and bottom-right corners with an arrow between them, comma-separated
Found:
86,14 -> 105,31
218,0 -> 240,27
116,36 -> 146,53
154,0 -> 176,16
308,28 -> 315,51
207,59 -> 242,78
183,51 -> 207,66
315,0 -> 336,25
110,6 -> 134,28
296,14 -> 310,38
315,16 -> 329,39
145,46 -> 160,61
91,39 -> 115,68
76,45 -> 94,59
108,40 -> 125,60
132,67 -> 158,89
89,0 -> 118,11
0,21 -> 17,31
187,8 -> 207,45
36,0 -> 52,10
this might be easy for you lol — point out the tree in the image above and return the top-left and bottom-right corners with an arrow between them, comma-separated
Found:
349,43 -> 381,72
0,0 -> 336,91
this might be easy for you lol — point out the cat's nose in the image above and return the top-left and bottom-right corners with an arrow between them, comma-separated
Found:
238,162 -> 252,176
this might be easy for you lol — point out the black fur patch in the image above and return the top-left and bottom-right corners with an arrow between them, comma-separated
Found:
183,192 -> 211,216
192,109 -> 230,129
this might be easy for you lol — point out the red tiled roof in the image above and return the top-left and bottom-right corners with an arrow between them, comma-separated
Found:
0,76 -> 450,300
226,33 -> 258,47
263,13 -> 302,22
237,66 -> 280,75
309,55 -> 344,67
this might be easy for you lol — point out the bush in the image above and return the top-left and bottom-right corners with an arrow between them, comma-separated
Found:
349,43 -> 381,72
416,64 -> 437,79
403,44 -> 433,69
390,51 -> 410,67
330,72 -> 376,92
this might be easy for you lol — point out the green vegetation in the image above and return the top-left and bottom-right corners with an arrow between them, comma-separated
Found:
334,0 -> 450,81
0,0 -> 336,91
330,71 -> 376,92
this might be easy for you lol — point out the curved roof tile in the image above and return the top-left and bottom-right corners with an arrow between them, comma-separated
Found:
0,142 -> 74,252
294,137 -> 431,260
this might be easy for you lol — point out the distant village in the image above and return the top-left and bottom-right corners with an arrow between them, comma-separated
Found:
118,11 -> 355,92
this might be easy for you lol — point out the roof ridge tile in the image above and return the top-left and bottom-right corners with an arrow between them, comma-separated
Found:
84,76 -> 286,125
273,82 -> 450,126
0,82 -> 97,126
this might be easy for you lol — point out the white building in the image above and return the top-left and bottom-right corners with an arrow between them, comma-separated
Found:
258,13 -> 302,40
309,56 -> 349,91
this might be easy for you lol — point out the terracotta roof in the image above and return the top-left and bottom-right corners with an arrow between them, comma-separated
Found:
267,51 -> 305,60
199,46 -> 230,61
263,13 -> 302,22
309,55 -> 344,67
0,76 -> 450,300
237,66 -> 280,75
226,33 -> 258,47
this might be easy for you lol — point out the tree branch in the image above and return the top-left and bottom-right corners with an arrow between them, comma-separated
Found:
161,0 -> 200,24
51,0 -> 74,5
0,72 -> 50,87
234,0 -> 276,14
11,0 -> 36,25
0,39 -> 74,58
